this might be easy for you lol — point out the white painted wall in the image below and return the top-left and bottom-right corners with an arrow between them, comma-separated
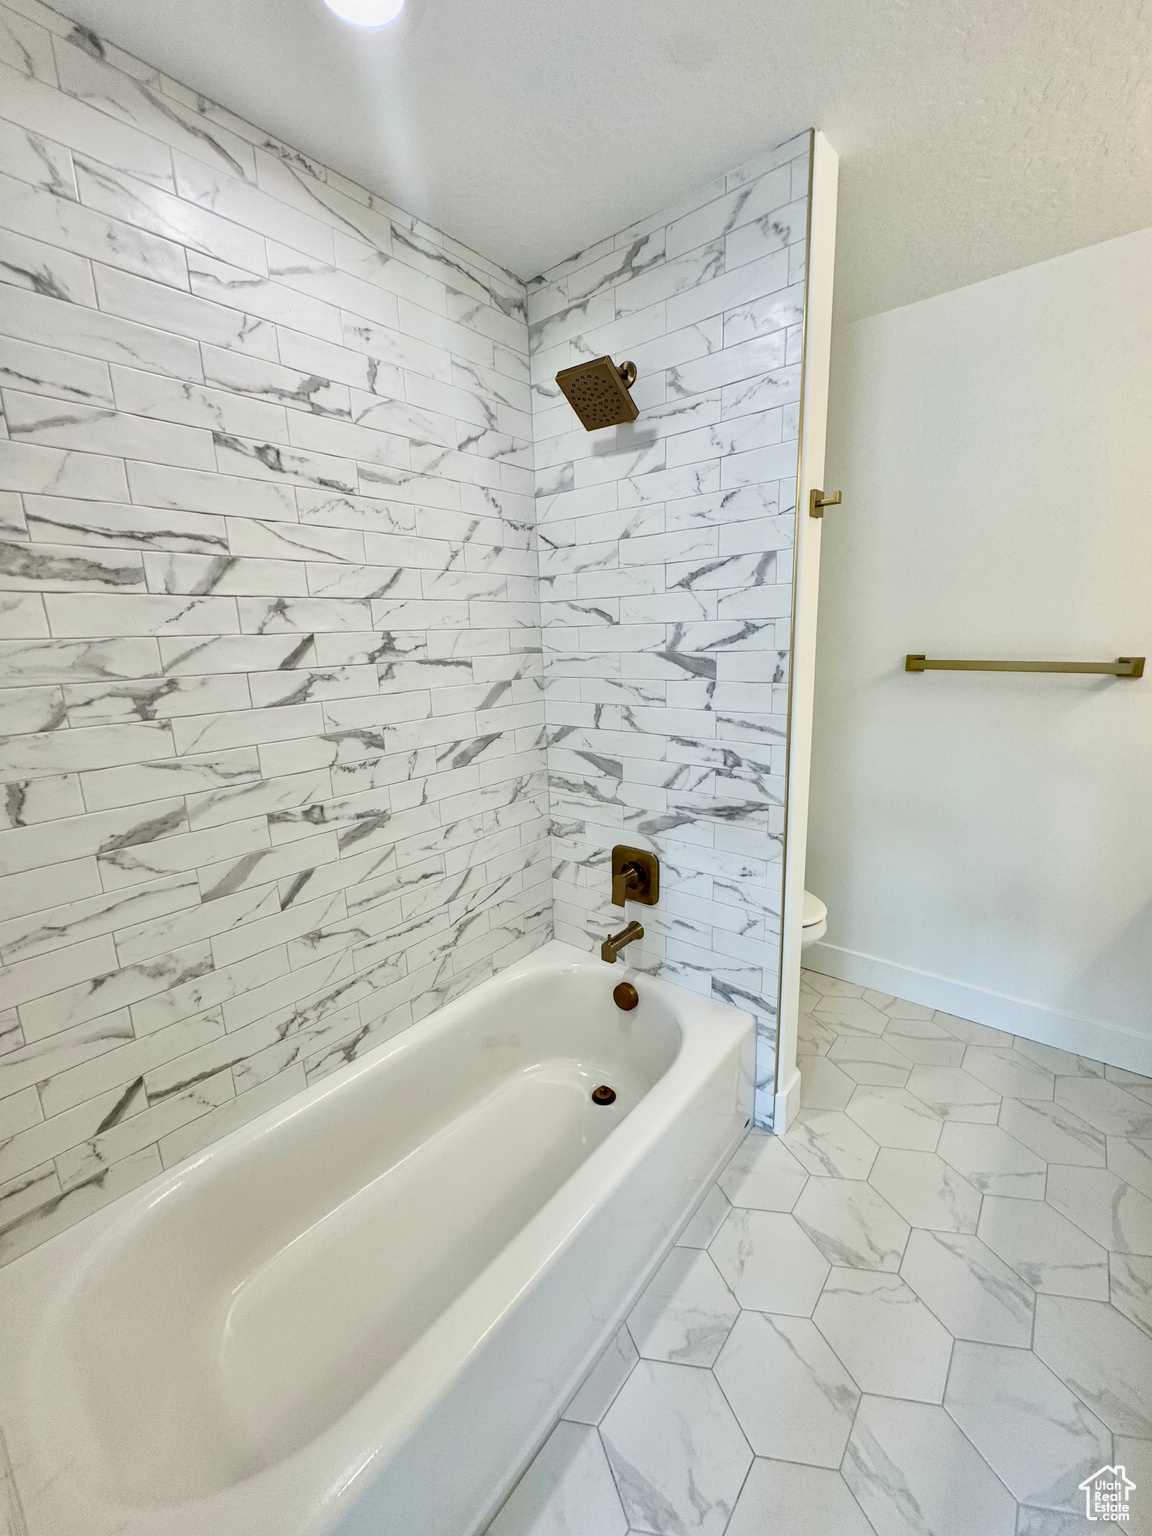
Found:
806,227 -> 1152,1072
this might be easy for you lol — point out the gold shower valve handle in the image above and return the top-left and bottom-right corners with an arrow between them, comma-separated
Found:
610,845 -> 659,907
809,489 -> 843,518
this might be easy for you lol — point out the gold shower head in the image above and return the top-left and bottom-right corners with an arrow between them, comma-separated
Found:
555,356 -> 639,430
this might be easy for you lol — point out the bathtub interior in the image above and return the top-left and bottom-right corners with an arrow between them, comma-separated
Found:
40,961 -> 682,1509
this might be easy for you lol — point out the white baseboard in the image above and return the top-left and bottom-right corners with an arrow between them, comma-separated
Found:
773,1065 -> 802,1133
806,941 -> 1152,1077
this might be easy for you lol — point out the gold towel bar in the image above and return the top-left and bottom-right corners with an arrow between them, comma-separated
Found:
905,655 -> 1145,677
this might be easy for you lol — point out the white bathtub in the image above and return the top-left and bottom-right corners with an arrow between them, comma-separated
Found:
0,939 -> 753,1536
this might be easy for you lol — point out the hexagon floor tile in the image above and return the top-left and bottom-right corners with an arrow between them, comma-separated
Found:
488,975 -> 1152,1535
794,1174 -> 910,1270
945,1339 -> 1111,1512
709,1207 -> 829,1315
1109,1136 -> 1152,1197
1045,1164 -> 1152,1254
845,1084 -> 943,1151
714,1311 -> 859,1467
936,1120 -> 1047,1198
813,1267 -> 952,1401
978,1195 -> 1110,1298
600,1359 -> 751,1536
868,1147 -> 982,1233
1033,1295 -> 1152,1439
845,1396 -> 1017,1536
1055,1077 -> 1152,1137
999,1097 -> 1107,1166
487,1420 -> 628,1536
900,1228 -> 1035,1345
725,1458 -> 874,1536
716,1131 -> 808,1212
783,1107 -> 879,1178
627,1246 -> 740,1366
798,1054 -> 856,1110
1112,1252 -> 1152,1333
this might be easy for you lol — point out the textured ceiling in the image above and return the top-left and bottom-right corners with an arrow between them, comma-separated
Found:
50,0 -> 1151,320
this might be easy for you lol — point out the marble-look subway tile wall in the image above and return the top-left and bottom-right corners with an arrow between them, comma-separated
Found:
0,0 -> 550,1263
530,136 -> 810,1129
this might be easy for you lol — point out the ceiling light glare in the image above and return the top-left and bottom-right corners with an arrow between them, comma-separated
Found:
322,0 -> 405,26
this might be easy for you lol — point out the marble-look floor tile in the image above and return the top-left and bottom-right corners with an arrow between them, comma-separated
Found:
938,1102 -> 1004,1125
845,1085 -> 943,1151
999,1098 -> 1106,1167
863,987 -> 899,1009
600,1359 -> 752,1536
677,1183 -> 732,1249
883,1013 -> 953,1040
803,971 -> 865,1000
979,1196 -> 1110,1299
487,1420 -> 628,1536
724,1457 -> 875,1536
709,1207 -> 829,1315
906,1065 -> 1003,1119
510,974 -> 1152,1536
964,1046 -> 1056,1101
1110,1252 -> 1152,1335
796,1012 -> 835,1056
1013,1037 -> 1104,1079
881,1032 -> 967,1066
1046,1165 -> 1152,1255
944,1340 -> 1111,1512
1033,1295 -> 1152,1438
827,1033 -> 913,1087
783,1109 -> 878,1179
794,1177 -> 910,1271
1107,1064 -> 1152,1089
1109,1137 -> 1152,1198
881,997 -> 936,1022
716,1132 -> 807,1212
834,1059 -> 911,1088
813,1267 -> 953,1402
713,1311 -> 859,1468
1113,1438 -> 1152,1536
563,1325 -> 638,1426
869,1148 -> 982,1233
626,1248 -> 739,1367
1054,1078 -> 1152,1138
1015,1505 -> 1107,1535
900,1228 -> 1035,1345
937,1121 -> 1047,1198
933,1012 -> 1015,1049
809,995 -> 889,1036
844,1395 -> 1016,1536
798,1055 -> 856,1111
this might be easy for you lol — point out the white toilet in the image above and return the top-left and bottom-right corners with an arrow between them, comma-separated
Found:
801,890 -> 827,948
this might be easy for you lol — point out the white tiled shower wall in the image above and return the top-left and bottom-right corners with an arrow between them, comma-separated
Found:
0,0 -> 550,1264
0,0 -> 813,1265
530,139 -> 810,1127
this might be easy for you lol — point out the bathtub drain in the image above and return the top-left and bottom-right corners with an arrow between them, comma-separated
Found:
591,1085 -> 617,1106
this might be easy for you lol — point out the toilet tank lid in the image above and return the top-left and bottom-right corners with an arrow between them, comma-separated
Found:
802,891 -> 827,927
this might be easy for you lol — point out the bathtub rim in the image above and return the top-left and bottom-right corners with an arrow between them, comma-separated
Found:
2,937 -> 753,1536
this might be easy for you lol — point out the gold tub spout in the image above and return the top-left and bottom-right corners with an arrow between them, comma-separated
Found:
601,921 -> 644,964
